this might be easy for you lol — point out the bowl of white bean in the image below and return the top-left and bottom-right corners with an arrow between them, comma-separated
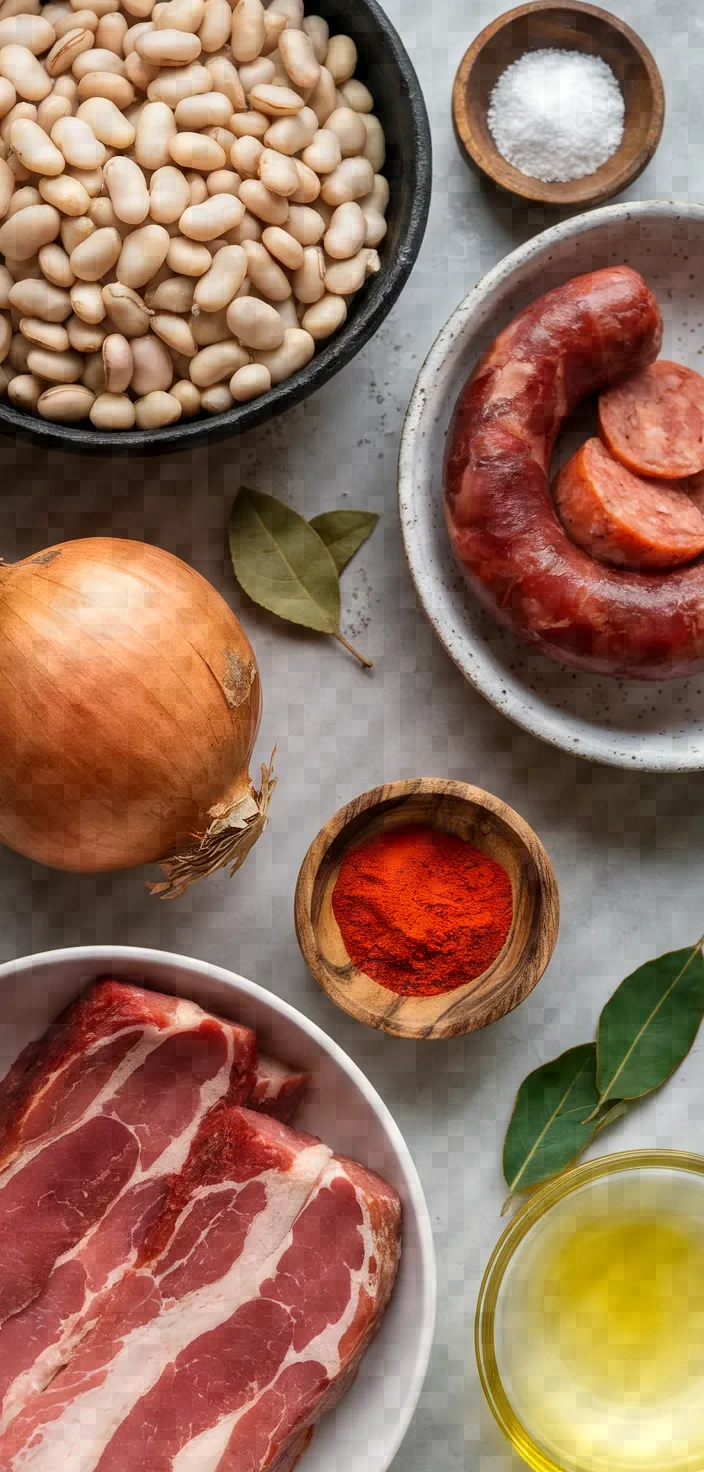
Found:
0,0 -> 431,450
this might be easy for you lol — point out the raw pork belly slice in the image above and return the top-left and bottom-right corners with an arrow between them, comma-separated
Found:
0,981 -> 258,1426
252,1056 -> 310,1125
0,1107 -> 335,1470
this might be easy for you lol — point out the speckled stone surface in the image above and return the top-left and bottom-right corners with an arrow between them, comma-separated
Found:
0,1 -> 703,1468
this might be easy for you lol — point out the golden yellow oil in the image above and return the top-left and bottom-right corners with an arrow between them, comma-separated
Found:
495,1170 -> 704,1472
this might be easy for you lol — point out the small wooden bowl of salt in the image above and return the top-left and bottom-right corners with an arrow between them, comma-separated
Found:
294,778 -> 559,1040
453,0 -> 664,207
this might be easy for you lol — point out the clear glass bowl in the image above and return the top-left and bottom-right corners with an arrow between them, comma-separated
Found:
475,1150 -> 704,1472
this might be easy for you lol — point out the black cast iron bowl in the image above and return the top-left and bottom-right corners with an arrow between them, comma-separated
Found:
1,0 -> 432,454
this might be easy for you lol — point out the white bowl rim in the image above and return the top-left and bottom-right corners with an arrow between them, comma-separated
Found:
0,942 -> 437,1470
398,198 -> 704,772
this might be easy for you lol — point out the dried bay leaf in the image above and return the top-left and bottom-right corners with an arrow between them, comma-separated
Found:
596,942 -> 704,1106
229,488 -> 371,667
309,509 -> 379,574
503,1044 -> 603,1200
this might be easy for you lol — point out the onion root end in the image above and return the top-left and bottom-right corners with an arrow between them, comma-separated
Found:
147,750 -> 277,900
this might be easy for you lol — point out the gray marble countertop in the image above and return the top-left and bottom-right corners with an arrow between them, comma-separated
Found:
1,0 -> 703,1466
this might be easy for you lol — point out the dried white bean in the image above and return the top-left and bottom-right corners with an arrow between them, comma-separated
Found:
69,223 -> 121,282
124,49 -> 156,91
101,332 -> 132,390
37,380 -> 93,417
104,155 -> 149,225
200,124 -> 235,154
56,8 -> 98,36
137,27 -> 200,64
242,236 -> 290,299
281,28 -> 320,91
0,45 -> 51,100
361,113 -> 385,172
323,200 -> 365,260
239,176 -> 288,224
0,304 -> 10,356
146,60 -> 211,106
36,92 -> 72,133
6,178 -> 37,211
339,77 -> 373,112
285,202 -> 324,246
0,260 -> 11,302
324,245 -> 379,294
230,133 -> 262,178
206,167 -> 241,196
165,233 -> 209,276
0,99 -> 34,145
301,15 -> 328,62
189,336 -> 247,384
155,0 -> 203,33
70,278 -> 104,322
169,375 -> 199,414
37,241 -> 74,287
94,12 -> 127,51
237,56 -> 273,93
198,0 -> 229,52
226,293 -> 282,350
320,154 -> 373,206
51,114 -> 104,168
133,387 -> 180,426
0,76 -> 15,117
7,328 -> 30,367
230,107 -> 267,140
9,274 -> 70,318
133,100 -> 176,170
0,14 -> 55,53
0,201 -> 58,257
189,299 -> 225,342
173,89 -> 230,129
186,167 -> 207,203
76,96 -> 135,147
267,0 -> 302,23
27,342 -> 82,379
128,331 -> 171,393
324,105 -> 366,158
178,192 -> 243,241
77,69 -> 133,107
151,309 -> 196,356
192,243 -> 244,310
259,223 -> 301,270
261,7 -> 285,55
39,174 -> 90,216
45,26 -> 93,76
80,347 -> 103,390
169,130 -> 224,171
300,127 -> 340,176
251,325 -> 312,382
257,146 -> 298,198
115,221 -> 169,288
102,280 -> 152,334
8,368 -> 41,406
307,64 -> 336,125
263,109 -> 318,155
66,311 -> 105,349
228,206 -> 260,242
205,55 -> 244,111
230,0 -> 264,65
301,291 -> 346,339
361,204 -> 386,247
60,212 -> 93,253
325,33 -> 356,84
149,162 -> 189,222
145,272 -> 194,310
249,83 -> 302,119
292,243 -> 324,304
200,379 -> 231,411
90,388 -> 134,426
229,359 -> 268,399
66,162 -> 102,196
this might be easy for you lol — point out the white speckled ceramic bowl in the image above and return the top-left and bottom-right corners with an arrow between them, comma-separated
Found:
399,201 -> 704,771
0,946 -> 436,1472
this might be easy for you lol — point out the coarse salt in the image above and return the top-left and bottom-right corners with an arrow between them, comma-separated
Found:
487,48 -> 625,183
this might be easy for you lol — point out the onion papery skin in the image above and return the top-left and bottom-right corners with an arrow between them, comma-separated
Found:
0,537 -> 263,879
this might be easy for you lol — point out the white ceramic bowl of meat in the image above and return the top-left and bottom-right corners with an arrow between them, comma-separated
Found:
0,944 -> 435,1472
399,200 -> 704,771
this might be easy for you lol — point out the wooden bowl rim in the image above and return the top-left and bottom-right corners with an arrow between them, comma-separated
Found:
452,0 -> 665,207
294,778 -> 560,1040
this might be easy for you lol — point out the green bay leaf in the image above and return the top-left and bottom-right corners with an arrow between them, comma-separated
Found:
229,487 -> 340,636
309,509 -> 379,574
596,942 -> 704,1105
503,1043 -> 602,1196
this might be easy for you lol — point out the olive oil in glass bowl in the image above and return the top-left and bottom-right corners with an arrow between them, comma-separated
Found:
476,1151 -> 704,1472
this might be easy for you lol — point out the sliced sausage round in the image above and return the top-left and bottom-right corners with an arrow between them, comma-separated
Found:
599,360 -> 704,479
554,437 -> 704,571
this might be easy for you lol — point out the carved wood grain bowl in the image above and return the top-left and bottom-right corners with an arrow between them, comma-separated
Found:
452,0 -> 665,207
294,779 -> 560,1040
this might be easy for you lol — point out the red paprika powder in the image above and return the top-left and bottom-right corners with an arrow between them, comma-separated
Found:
331,823 -> 513,998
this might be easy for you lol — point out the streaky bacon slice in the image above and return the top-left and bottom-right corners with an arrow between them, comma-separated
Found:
0,980 -> 258,1427
0,1107 -> 334,1471
0,1138 -> 401,1472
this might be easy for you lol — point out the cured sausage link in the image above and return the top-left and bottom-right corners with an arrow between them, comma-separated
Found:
443,266 -> 704,680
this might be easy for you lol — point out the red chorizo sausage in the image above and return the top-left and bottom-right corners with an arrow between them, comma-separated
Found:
443,266 -> 704,680
553,437 -> 704,571
599,361 -> 704,479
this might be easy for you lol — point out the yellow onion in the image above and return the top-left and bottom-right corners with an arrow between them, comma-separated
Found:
0,537 -> 274,897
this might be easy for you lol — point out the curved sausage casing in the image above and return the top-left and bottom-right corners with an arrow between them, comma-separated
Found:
443,265 -> 704,680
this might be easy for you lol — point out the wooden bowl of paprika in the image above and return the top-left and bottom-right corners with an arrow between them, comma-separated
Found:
294,778 -> 560,1040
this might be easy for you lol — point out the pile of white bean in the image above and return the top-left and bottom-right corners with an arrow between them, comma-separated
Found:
0,0 -> 388,429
